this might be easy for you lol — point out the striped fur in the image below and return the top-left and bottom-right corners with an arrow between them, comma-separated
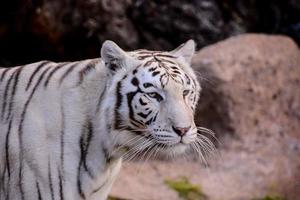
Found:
0,40 -> 213,200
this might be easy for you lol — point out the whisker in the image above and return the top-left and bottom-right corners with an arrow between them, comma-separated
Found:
194,71 -> 216,86
118,137 -> 146,158
197,126 -> 221,145
117,125 -> 150,132
122,140 -> 146,160
191,142 -> 208,166
195,135 -> 220,160
144,142 -> 158,162
111,135 -> 143,155
196,137 -> 216,156
137,140 -> 157,172
122,139 -> 153,161
131,140 -> 154,162
153,143 -> 163,160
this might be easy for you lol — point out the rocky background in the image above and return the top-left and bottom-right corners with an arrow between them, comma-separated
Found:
0,1 -> 299,200
0,0 -> 299,66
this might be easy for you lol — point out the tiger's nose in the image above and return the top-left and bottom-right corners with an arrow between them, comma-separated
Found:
172,126 -> 191,136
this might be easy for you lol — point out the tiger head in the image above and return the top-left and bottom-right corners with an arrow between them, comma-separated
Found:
101,40 -> 213,160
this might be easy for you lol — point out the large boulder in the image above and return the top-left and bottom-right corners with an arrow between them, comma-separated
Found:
194,34 -> 300,140
192,34 -> 300,200
110,34 -> 300,200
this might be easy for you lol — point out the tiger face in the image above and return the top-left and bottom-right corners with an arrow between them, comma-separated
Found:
101,40 -> 212,159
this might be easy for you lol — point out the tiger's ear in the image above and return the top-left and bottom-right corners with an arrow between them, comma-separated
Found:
170,39 -> 195,64
101,40 -> 130,73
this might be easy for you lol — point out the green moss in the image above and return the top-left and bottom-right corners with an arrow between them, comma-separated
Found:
252,195 -> 286,200
165,177 -> 207,200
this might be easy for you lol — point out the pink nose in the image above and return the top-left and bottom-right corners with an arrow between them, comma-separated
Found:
172,126 -> 191,136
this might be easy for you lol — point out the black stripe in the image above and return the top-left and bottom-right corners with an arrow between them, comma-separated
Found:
151,112 -> 159,124
2,118 -> 13,200
143,60 -> 154,67
58,169 -> 64,200
185,73 -> 191,85
19,66 -> 52,131
101,140 -> 111,163
131,77 -> 139,86
1,69 -> 17,120
145,118 -> 152,125
6,67 -> 22,121
5,119 -> 13,179
157,57 -> 177,65
77,120 -> 98,199
139,98 -> 147,106
160,73 -> 169,88
60,104 -> 65,189
1,166 -> 5,198
154,53 -> 176,58
137,55 -> 153,60
191,78 -> 196,89
132,69 -> 138,74
91,182 -> 105,194
18,66 -> 52,200
82,121 -> 94,178
130,120 -> 143,128
127,92 -> 144,127
172,70 -> 181,74
148,67 -> 157,72
19,159 -> 25,200
77,144 -> 85,200
0,68 -> 11,82
77,61 -> 97,85
25,61 -> 51,91
152,71 -> 160,77
44,62 -> 69,87
5,176 -> 10,200
137,110 -> 152,119
48,161 -> 55,200
114,80 -> 123,129
96,86 -> 107,114
59,62 -> 79,85
36,181 -> 42,200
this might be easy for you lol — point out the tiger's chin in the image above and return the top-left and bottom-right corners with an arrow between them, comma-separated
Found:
157,143 -> 190,158
150,135 -> 198,159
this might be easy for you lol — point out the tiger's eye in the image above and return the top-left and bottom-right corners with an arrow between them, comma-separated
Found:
183,90 -> 190,97
147,92 -> 163,102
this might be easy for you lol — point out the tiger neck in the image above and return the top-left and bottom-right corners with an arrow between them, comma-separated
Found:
80,65 -> 121,162
71,63 -> 122,197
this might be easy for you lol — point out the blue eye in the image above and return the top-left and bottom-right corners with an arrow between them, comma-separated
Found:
147,92 -> 163,102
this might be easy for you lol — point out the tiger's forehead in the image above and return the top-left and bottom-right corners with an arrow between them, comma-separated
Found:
129,50 -> 195,89
130,49 -> 176,60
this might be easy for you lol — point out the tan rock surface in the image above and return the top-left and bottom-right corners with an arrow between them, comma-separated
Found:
110,34 -> 300,200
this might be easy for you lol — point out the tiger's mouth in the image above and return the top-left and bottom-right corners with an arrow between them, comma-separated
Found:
116,128 -> 216,162
114,124 -> 217,163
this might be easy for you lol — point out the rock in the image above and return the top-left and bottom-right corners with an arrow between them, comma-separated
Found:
194,34 -> 300,140
0,0 -> 299,67
192,34 -> 300,200
110,34 -> 300,200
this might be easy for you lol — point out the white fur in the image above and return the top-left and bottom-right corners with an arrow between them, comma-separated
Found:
0,40 -> 209,200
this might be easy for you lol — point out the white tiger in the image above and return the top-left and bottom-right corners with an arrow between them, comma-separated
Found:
0,40 -> 215,200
